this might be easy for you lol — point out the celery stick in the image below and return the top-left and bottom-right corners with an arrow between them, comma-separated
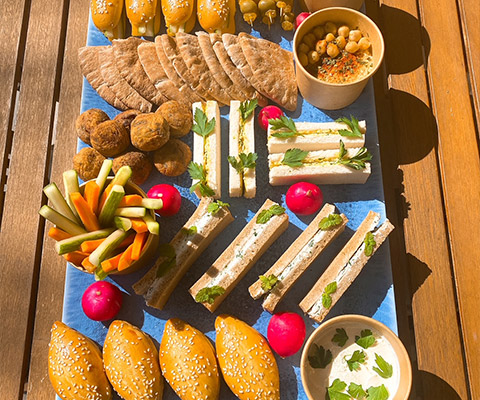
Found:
95,159 -> 113,192
43,182 -> 78,223
63,170 -> 82,224
114,207 -> 146,218
89,229 -> 128,267
114,216 -> 133,231
98,185 -> 125,227
143,214 -> 159,235
55,228 -> 115,255
39,205 -> 86,236
141,198 -> 163,210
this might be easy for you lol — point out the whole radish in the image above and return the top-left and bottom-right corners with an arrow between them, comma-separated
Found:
258,106 -> 284,131
295,12 -> 311,29
82,281 -> 123,321
267,312 -> 306,357
147,184 -> 182,216
286,182 -> 323,215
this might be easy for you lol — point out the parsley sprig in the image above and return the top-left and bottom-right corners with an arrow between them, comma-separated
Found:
188,162 -> 215,197
270,116 -> 299,138
256,204 -> 286,224
348,382 -> 367,399
228,152 -> 258,175
373,353 -> 393,378
364,231 -> 376,256
259,274 -> 278,292
345,350 -> 366,371
319,213 -> 343,230
192,108 -> 215,137
281,148 -> 308,167
355,329 -> 376,349
337,140 -> 372,170
195,286 -> 225,304
322,281 -> 337,309
239,99 -> 258,121
156,243 -> 176,277
336,115 -> 364,138
207,200 -> 230,215
367,385 -> 389,400
308,344 -> 332,369
327,379 -> 350,400
182,226 -> 197,236
332,328 -> 349,347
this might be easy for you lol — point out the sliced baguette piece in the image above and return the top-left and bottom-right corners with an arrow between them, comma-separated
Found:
268,120 -> 366,153
192,101 -> 221,198
189,199 -> 289,312
269,148 -> 371,186
229,100 -> 256,198
160,319 -> 220,400
133,197 -> 234,309
299,211 -> 394,323
249,204 -> 347,313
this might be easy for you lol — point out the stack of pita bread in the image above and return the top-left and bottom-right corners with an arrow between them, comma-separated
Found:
78,32 -> 298,112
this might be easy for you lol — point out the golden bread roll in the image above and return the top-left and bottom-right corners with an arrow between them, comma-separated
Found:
126,0 -> 162,36
48,321 -> 112,400
103,320 -> 164,400
197,0 -> 236,34
91,0 -> 125,40
162,0 -> 197,36
215,315 -> 280,400
160,319 -> 220,400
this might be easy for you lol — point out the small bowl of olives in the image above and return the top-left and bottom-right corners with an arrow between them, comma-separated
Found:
293,7 -> 384,110
303,0 -> 364,13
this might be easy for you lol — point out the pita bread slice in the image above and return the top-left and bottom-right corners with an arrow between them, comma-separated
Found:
137,42 -> 191,106
176,32 -> 232,105
78,46 -> 127,110
154,36 -> 203,103
239,32 -> 297,111
98,46 -> 152,112
159,34 -> 212,102
112,37 -> 167,106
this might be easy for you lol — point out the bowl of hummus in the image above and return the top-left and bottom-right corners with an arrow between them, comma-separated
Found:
294,8 -> 384,110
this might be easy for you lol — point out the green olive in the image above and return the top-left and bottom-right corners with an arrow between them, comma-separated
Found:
313,26 -> 325,40
302,33 -> 316,48
258,0 -> 276,14
239,0 -> 258,14
282,20 -> 294,31
324,21 -> 337,35
298,52 -> 308,67
298,43 -> 310,53
282,12 -> 295,22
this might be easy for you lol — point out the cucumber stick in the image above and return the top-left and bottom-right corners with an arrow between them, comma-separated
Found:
114,207 -> 146,218
89,229 -> 128,267
99,185 -> 125,227
95,159 -> 113,192
55,228 -> 115,255
114,216 -> 132,231
39,205 -> 86,236
110,166 -> 132,187
63,170 -> 82,224
43,182 -> 78,223
143,214 -> 159,235
141,198 -> 163,210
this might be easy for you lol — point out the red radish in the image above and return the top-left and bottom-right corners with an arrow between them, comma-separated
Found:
82,281 -> 123,321
147,184 -> 182,216
286,182 -> 323,215
267,312 -> 306,357
295,12 -> 311,29
258,106 -> 284,131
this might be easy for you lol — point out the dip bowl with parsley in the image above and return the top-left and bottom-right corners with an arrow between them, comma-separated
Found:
300,315 -> 412,400
294,8 -> 384,110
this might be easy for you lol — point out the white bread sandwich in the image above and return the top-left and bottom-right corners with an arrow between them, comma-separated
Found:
133,197 -> 233,309
190,199 -> 289,312
268,141 -> 372,186
189,101 -> 221,198
249,203 -> 347,313
299,211 -> 394,323
267,116 -> 366,153
228,100 -> 257,198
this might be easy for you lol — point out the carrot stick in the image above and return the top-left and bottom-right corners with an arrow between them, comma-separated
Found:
130,218 -> 148,233
118,233 -> 135,249
131,232 -> 147,260
101,252 -> 123,273
48,227 -> 72,241
118,194 -> 143,207
80,238 -> 105,253
70,192 -> 101,231
118,244 -> 135,271
81,257 -> 97,273
63,251 -> 89,266
84,181 -> 101,215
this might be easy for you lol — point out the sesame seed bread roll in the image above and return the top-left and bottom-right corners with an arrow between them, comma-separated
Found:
48,321 -> 112,400
103,320 -> 164,400
160,319 -> 220,400
215,315 -> 280,400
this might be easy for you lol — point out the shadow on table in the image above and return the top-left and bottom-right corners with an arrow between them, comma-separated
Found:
413,370 -> 463,400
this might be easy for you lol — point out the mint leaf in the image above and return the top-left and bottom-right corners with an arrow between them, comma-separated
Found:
195,286 -> 225,304
319,213 -> 343,230
364,231 -> 376,257
332,328 -> 348,347
348,382 -> 367,399
281,148 -> 308,167
336,115 -> 364,138
207,200 -> 230,215
156,243 -> 176,277
345,350 -> 366,371
239,99 -> 258,121
372,353 -> 393,379
322,281 -> 337,309
260,274 -> 278,292
270,116 -> 298,138
192,108 -> 215,137
327,379 -> 350,400
367,385 -> 389,400
308,344 -> 332,369
355,329 -> 376,349
256,204 -> 286,224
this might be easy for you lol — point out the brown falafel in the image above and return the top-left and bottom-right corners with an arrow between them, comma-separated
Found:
73,147 -> 106,181
156,100 -> 192,138
113,151 -> 153,185
153,139 -> 192,177
130,113 -> 170,152
75,108 -> 109,145
113,109 -> 142,134
90,120 -> 130,157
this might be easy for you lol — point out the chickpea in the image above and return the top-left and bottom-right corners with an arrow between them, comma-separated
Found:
324,21 -> 337,35
336,35 -> 346,49
308,50 -> 320,64
358,37 -> 371,50
325,33 -> 335,42
349,29 -> 362,42
327,43 -> 340,58
302,33 -> 316,48
338,25 -> 350,38
298,43 -> 310,54
345,40 -> 360,53
298,52 -> 308,67
313,26 -> 325,39
315,39 -> 327,55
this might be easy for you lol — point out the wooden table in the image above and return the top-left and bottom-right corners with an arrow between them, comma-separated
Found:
1,0 -> 478,399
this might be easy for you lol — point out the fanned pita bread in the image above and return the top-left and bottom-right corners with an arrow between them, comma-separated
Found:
176,32 -> 232,105
239,33 -> 297,111
137,42 -> 192,106
154,36 -> 203,104
98,46 -> 152,112
78,46 -> 127,110
112,37 -> 167,106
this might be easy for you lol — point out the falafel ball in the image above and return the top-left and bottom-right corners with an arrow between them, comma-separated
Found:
73,147 -> 106,181
113,109 -> 142,134
153,139 -> 192,177
90,120 -> 130,157
131,113 -> 170,152
113,151 -> 153,185
75,108 -> 109,145
156,100 -> 192,138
